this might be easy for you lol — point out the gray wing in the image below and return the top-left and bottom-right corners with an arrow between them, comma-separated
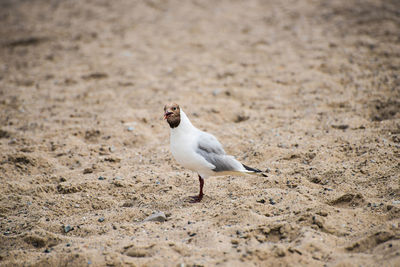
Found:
196,132 -> 243,172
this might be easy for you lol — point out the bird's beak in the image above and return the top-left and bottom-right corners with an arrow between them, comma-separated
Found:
164,111 -> 173,120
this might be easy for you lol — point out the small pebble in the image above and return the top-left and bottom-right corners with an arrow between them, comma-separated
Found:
74,204 -> 80,208
98,217 -> 105,223
392,200 -> 400,205
9,138 -> 17,144
269,198 -> 276,205
64,225 -> 74,233
212,89 -> 220,96
143,212 -> 166,222
127,126 -> 134,131
275,246 -> 286,257
231,239 -> 239,245
66,243 -> 71,247
98,176 -> 105,180
44,248 -> 51,253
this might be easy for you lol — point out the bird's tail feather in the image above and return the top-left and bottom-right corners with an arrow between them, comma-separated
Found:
242,164 -> 262,173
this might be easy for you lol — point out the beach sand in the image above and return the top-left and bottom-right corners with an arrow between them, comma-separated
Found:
0,0 -> 399,266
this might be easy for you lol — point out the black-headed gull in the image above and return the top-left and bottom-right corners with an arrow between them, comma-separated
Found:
164,103 -> 262,202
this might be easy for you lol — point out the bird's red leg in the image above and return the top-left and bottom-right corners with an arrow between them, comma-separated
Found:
199,175 -> 204,199
189,175 -> 204,203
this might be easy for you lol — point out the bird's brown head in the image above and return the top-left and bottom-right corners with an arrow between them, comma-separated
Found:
164,103 -> 181,128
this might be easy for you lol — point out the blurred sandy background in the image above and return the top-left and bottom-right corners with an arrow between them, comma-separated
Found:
0,0 -> 399,266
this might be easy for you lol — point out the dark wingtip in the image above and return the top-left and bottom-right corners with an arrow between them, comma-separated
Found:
242,164 -> 262,173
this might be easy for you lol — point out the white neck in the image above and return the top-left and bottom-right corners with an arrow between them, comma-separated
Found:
171,109 -> 196,133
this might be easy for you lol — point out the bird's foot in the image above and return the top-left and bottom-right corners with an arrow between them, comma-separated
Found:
188,194 -> 203,203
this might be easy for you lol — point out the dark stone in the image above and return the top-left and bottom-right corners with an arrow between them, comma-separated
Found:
64,225 -> 74,233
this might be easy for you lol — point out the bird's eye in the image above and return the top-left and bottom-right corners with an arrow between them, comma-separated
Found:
172,107 -> 176,111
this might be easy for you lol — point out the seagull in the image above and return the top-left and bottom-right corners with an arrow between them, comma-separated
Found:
164,103 -> 262,202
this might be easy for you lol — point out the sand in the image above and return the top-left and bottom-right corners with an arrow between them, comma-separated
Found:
0,0 -> 399,266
